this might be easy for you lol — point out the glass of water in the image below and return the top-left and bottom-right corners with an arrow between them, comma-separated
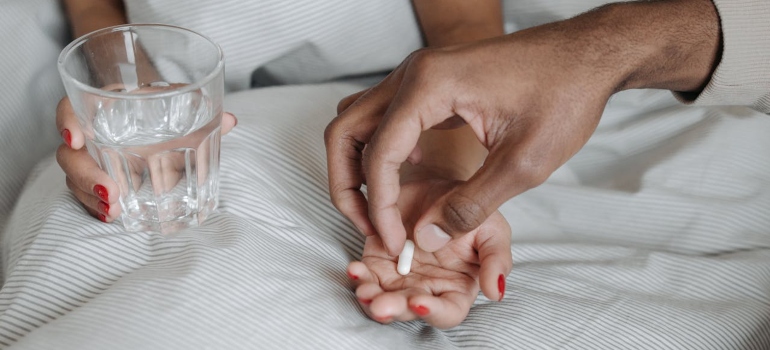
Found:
58,24 -> 225,234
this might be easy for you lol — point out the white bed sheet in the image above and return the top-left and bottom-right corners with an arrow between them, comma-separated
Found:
1,83 -> 769,349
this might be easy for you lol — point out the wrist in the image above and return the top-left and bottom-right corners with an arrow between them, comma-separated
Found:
425,23 -> 505,47
579,0 -> 721,93
67,3 -> 128,38
509,0 -> 721,98
412,0 -> 504,48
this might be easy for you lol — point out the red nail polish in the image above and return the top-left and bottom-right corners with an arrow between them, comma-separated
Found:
93,185 -> 109,202
61,129 -> 72,148
358,298 -> 372,305
498,274 -> 506,301
98,201 -> 110,215
410,305 -> 429,316
347,271 -> 359,280
97,214 -> 107,223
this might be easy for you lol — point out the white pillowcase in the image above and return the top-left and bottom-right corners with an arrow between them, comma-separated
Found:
124,0 -> 423,91
0,0 -> 68,229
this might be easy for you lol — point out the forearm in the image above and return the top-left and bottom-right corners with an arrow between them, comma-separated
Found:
411,0 -> 504,47
62,0 -> 162,87
63,0 -> 128,38
543,0 -> 721,94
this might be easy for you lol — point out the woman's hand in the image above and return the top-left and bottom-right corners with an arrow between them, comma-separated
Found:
55,96 -> 237,222
347,176 -> 512,329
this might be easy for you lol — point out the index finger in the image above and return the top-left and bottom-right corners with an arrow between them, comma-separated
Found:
324,70 -> 405,237
364,70 -> 456,255
56,97 -> 86,150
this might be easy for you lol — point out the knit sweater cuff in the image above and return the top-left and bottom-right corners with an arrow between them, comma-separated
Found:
673,0 -> 770,113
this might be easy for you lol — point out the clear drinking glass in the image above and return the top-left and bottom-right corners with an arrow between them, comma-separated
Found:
58,25 -> 225,234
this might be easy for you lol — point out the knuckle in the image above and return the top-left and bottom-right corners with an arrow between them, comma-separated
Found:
336,99 -> 349,115
408,48 -> 438,69
443,194 -> 487,234
336,94 -> 357,114
323,119 -> 341,146
406,48 -> 445,81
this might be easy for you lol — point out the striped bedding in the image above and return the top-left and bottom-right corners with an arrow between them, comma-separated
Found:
1,83 -> 768,349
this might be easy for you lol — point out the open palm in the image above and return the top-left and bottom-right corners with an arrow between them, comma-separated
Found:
347,179 -> 513,329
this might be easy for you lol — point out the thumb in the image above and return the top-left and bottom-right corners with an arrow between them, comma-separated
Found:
475,213 -> 513,302
414,188 -> 493,253
415,147 -> 545,252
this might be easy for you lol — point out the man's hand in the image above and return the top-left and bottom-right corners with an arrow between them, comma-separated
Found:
325,0 -> 721,255
347,178 -> 512,329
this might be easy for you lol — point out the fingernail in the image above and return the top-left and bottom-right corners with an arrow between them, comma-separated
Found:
98,201 -> 110,215
347,271 -> 359,280
61,129 -> 72,148
498,274 -> 506,302
358,298 -> 372,305
93,185 -> 109,202
410,304 -> 430,316
416,224 -> 451,252
97,214 -> 107,223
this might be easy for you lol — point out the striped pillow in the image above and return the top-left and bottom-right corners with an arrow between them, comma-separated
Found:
0,0 -> 68,229
124,0 -> 423,91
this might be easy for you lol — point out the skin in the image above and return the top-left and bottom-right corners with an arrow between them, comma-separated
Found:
337,0 -> 515,327
325,0 -> 722,259
347,179 -> 511,329
58,0 -> 511,327
58,0 -> 237,222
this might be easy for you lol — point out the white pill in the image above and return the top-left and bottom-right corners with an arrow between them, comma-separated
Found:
397,239 -> 415,276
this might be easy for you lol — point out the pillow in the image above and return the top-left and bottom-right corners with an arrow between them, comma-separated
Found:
0,0 -> 68,229
124,0 -> 423,91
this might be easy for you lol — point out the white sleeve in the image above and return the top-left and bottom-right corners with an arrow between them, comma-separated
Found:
675,0 -> 770,113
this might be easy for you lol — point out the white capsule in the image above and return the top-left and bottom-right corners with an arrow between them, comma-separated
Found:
397,239 -> 415,276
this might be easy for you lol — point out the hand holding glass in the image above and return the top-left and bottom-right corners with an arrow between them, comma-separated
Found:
58,25 -> 225,234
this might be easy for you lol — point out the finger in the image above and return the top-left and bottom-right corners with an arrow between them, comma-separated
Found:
56,97 -> 85,150
336,89 -> 369,114
57,143 -> 120,204
66,177 -> 121,222
363,80 -> 457,255
475,214 -> 513,302
221,112 -> 237,135
355,282 -> 383,307
414,144 -> 544,251
83,206 -> 106,223
369,288 -> 423,323
324,68 -> 404,238
347,261 -> 378,288
408,291 -> 474,329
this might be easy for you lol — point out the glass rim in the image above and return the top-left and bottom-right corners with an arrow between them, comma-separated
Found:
57,24 -> 224,100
